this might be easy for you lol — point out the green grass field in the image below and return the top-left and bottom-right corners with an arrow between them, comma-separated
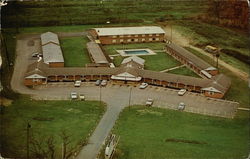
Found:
0,97 -> 106,158
112,106 -> 249,159
61,36 -> 91,67
168,66 -> 200,78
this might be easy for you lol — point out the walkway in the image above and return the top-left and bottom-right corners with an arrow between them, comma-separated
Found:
160,65 -> 185,73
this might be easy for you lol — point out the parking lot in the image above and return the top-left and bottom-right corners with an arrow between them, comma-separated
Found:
33,82 -> 238,118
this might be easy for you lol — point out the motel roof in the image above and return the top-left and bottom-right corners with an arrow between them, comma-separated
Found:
87,42 -> 109,64
121,56 -> 145,66
166,43 -> 216,71
42,43 -> 64,64
25,61 -> 230,94
94,26 -> 165,36
40,32 -> 60,46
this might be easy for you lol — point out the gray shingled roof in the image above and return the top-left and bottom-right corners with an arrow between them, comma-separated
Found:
87,42 -> 109,64
41,32 -> 60,46
42,43 -> 64,64
94,26 -> 165,36
166,43 -> 214,70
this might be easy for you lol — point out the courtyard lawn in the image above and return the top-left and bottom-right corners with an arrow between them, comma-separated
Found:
0,97 -> 106,158
60,36 -> 91,67
168,66 -> 200,78
112,106 -> 249,159
141,52 -> 180,71
103,43 -> 165,55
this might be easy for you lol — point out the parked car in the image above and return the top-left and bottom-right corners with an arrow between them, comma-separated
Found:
139,82 -> 148,89
146,98 -> 154,106
178,89 -> 187,96
32,52 -> 42,58
101,80 -> 107,86
74,80 -> 81,87
95,80 -> 101,86
70,92 -> 78,100
178,102 -> 185,110
79,94 -> 85,101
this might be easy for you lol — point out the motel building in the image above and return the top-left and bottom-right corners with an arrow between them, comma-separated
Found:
41,32 -> 64,67
165,43 -> 219,79
90,26 -> 165,45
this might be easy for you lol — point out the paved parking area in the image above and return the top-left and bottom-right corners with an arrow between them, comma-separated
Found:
33,82 -> 238,118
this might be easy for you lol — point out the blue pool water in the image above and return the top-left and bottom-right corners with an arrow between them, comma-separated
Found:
124,50 -> 149,55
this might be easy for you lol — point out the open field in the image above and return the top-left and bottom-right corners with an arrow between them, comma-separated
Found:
0,97 -> 106,158
168,66 -> 200,78
185,47 -> 250,108
112,106 -> 249,159
2,0 -> 208,28
61,37 -> 91,67
171,21 -> 250,73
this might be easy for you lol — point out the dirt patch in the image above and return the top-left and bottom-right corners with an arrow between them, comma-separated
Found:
67,108 -> 82,113
33,117 -> 54,121
137,109 -> 163,116
165,138 -> 207,145
0,97 -> 13,106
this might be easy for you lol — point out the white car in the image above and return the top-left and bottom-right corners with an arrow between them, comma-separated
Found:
146,98 -> 154,106
139,83 -> 148,89
178,102 -> 185,110
79,94 -> 85,101
101,80 -> 107,86
178,89 -> 187,96
70,92 -> 78,100
74,80 -> 81,87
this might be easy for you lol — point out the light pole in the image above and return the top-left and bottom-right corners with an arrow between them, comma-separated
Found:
99,85 -> 102,106
26,122 -> 31,159
128,87 -> 132,110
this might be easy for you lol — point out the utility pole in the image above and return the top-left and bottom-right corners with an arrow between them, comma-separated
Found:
26,122 -> 31,159
215,52 -> 220,69
99,85 -> 102,106
128,87 -> 132,110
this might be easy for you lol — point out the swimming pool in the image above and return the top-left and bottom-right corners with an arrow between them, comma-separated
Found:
117,49 -> 156,57
124,50 -> 149,55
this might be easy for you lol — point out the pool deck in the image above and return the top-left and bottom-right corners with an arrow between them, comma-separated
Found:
116,48 -> 156,57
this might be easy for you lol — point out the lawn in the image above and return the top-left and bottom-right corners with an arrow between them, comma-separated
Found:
111,106 -> 249,159
104,43 -> 181,71
0,97 -> 106,158
185,47 -> 250,108
168,66 -> 200,78
103,43 -> 165,55
60,36 -> 91,67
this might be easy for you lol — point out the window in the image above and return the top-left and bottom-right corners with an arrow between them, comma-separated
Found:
131,39 -> 134,42
156,38 -> 159,41
134,39 -> 138,42
112,35 -> 117,38
112,39 -> 116,43
135,35 -> 138,37
142,38 -> 145,42
149,38 -> 152,41
209,91 -> 214,95
142,34 -> 145,37
120,39 -> 124,42
127,35 -> 131,37
120,35 -> 124,38
156,34 -> 159,36
149,34 -> 152,37
127,39 -> 131,42
153,38 -> 155,41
